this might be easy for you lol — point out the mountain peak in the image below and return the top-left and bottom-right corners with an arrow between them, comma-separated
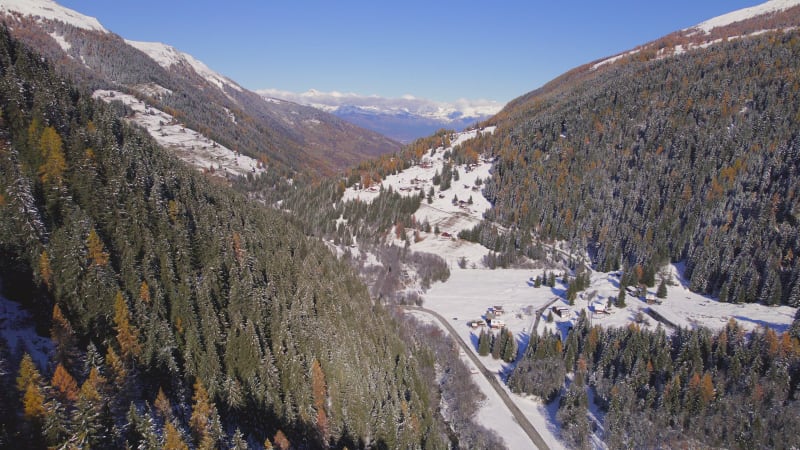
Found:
125,39 -> 243,94
689,0 -> 800,33
0,0 -> 106,32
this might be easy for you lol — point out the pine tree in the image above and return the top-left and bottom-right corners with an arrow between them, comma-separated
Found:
113,291 -> 142,362
618,287 -> 626,307
189,379 -> 220,449
657,280 -> 668,299
38,250 -> 52,289
311,359 -> 329,441
231,428 -> 247,450
491,330 -> 505,359
502,329 -> 517,362
51,305 -> 77,368
38,126 -> 66,185
163,421 -> 189,450
86,228 -> 109,267
154,387 -> 172,421
478,329 -> 490,356
51,364 -> 79,403
139,280 -> 151,305
17,353 -> 42,393
274,430 -> 291,450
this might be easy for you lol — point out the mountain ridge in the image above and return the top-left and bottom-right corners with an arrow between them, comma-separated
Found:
0,0 -> 402,178
259,88 -> 502,143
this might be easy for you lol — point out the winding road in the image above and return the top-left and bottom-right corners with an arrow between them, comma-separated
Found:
402,305 -> 551,450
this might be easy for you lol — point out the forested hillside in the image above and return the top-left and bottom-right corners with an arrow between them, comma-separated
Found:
0,27 -> 445,449
478,29 -> 800,305
510,312 -> 800,448
0,10 -> 401,178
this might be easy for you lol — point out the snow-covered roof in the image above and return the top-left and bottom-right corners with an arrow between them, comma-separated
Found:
0,0 -> 107,32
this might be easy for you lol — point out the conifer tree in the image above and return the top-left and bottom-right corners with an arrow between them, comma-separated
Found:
39,250 -> 52,290
86,228 -> 109,267
38,126 -> 66,185
51,364 -> 79,403
478,329 -> 490,356
164,421 -> 189,450
502,329 -> 517,363
113,291 -> 142,362
657,280 -> 668,299
51,305 -> 77,369
311,359 -> 329,441
274,430 -> 291,450
491,330 -> 505,359
617,287 -> 626,307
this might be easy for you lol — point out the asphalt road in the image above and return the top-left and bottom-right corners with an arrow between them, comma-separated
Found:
402,305 -> 551,450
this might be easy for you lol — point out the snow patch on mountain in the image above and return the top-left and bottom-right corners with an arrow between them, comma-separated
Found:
126,40 -> 242,93
93,90 -> 265,178
258,88 -> 502,122
0,0 -> 106,32
691,0 -> 800,33
48,30 -> 71,52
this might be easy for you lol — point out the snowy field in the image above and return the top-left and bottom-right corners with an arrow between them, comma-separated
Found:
93,90 -> 265,178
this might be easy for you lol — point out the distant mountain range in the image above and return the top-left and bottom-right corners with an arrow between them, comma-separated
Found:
0,0 -> 402,178
258,89 -> 503,143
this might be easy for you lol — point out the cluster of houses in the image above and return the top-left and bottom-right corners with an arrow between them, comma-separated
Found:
625,285 -> 663,305
468,305 -> 507,329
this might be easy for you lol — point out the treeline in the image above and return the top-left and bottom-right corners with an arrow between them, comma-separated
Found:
0,26 -> 447,449
510,312 -> 800,448
479,30 -> 800,305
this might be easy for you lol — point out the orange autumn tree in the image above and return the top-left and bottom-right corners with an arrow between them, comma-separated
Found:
113,291 -> 142,362
51,364 -> 79,403
311,358 -> 329,440
38,126 -> 66,185
17,353 -> 45,421
86,228 -> 109,267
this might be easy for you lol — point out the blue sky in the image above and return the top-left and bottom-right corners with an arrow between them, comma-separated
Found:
59,1 -> 762,103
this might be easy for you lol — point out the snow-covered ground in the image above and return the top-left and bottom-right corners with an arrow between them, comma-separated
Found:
93,90 -> 266,178
406,309 -> 548,450
343,127 -> 495,245
0,289 -> 53,370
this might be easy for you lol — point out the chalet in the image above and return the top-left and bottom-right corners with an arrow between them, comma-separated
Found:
646,297 -> 663,305
490,319 -> 505,329
492,306 -> 505,315
552,305 -> 570,318
468,319 -> 486,328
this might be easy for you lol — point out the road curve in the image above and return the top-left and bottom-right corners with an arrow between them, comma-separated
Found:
401,305 -> 551,450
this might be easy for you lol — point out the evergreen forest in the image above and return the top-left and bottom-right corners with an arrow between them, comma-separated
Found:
478,30 -> 800,306
0,27 -> 449,449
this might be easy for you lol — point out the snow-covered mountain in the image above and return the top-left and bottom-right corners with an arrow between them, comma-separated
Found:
689,0 -> 800,33
589,0 -> 800,71
259,89 -> 504,143
0,0 -> 105,32
0,0 -> 401,176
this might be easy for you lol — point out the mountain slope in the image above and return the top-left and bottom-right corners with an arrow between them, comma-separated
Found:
475,2 -> 800,306
0,26 -> 444,448
0,0 -> 401,178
